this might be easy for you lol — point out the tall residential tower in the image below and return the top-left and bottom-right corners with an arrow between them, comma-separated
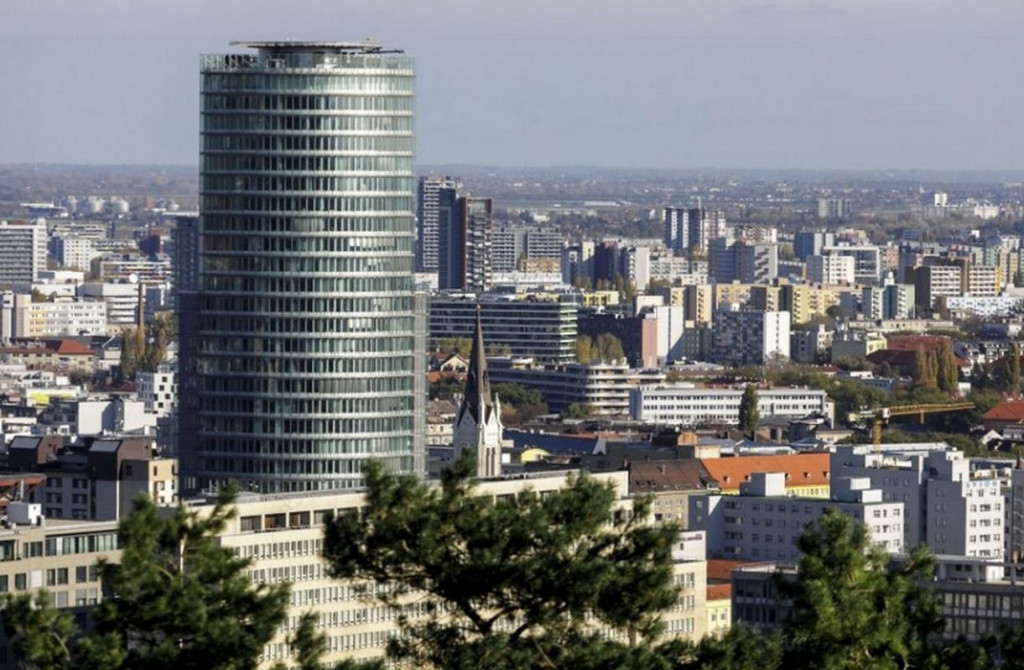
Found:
179,41 -> 423,493
416,175 -> 459,273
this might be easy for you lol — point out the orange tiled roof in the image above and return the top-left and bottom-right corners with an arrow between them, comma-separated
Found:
54,340 -> 94,355
699,453 -> 830,492
982,400 -> 1024,423
707,559 -> 759,582
707,583 -> 733,602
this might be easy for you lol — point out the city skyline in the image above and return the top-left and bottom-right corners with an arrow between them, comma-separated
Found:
1,0 -> 1022,171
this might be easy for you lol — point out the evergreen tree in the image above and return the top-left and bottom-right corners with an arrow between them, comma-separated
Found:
913,345 -> 936,389
320,455 -> 681,669
1008,344 -> 1021,397
936,339 -> 959,395
119,330 -> 138,381
678,624 -> 782,670
2,488 -> 290,670
780,509 -> 944,670
738,384 -> 760,431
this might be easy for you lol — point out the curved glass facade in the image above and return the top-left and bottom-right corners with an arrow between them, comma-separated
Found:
184,44 -> 420,493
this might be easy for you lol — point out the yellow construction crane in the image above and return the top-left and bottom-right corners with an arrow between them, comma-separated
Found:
847,402 -> 975,451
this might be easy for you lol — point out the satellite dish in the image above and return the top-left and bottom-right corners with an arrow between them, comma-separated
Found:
128,273 -> 139,284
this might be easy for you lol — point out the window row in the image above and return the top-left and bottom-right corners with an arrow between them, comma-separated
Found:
202,274 -> 411,294
202,74 -> 413,96
200,295 -> 412,315
204,435 -> 412,457
196,354 -> 413,375
203,174 -> 413,194
203,214 -> 413,234
199,373 -> 411,395
203,153 -> 412,173
202,194 -> 413,214
203,113 -> 412,133
203,133 -> 412,153
197,395 -> 413,416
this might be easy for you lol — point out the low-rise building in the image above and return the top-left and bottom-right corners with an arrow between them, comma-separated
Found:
489,358 -> 664,415
629,386 -> 831,427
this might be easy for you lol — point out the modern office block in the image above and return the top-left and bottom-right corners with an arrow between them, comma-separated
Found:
438,196 -> 492,291
0,220 -> 47,285
180,41 -> 421,493
793,231 -> 835,262
429,295 -> 578,364
416,176 -> 459,273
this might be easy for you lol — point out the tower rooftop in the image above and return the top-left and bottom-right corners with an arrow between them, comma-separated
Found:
229,40 -> 403,54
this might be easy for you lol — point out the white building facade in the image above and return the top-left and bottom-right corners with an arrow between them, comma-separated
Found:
629,386 -> 831,426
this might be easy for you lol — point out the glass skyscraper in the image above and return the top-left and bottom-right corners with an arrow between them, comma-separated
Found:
179,41 -> 423,494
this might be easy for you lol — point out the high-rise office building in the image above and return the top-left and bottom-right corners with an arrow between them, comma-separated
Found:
663,207 -> 689,254
0,219 -> 47,285
416,176 -> 459,273
793,231 -> 835,262
438,196 -> 493,291
687,208 -> 728,256
179,41 -> 422,493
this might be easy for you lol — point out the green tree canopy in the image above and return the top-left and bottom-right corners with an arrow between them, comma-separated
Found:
738,384 -> 760,431
594,333 -> 626,363
780,509 -> 943,670
320,456 -> 682,669
574,335 -> 594,364
492,382 -> 548,424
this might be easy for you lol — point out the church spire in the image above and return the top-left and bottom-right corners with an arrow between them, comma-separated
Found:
457,304 -> 494,426
452,303 -> 503,478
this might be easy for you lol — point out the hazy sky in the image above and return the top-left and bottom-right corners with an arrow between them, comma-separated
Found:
1,0 -> 1021,170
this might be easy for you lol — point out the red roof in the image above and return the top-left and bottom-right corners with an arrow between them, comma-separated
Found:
885,335 -> 947,351
982,400 -> 1024,423
707,584 -> 733,602
54,340 -> 94,356
707,559 -> 760,582
700,453 -> 830,492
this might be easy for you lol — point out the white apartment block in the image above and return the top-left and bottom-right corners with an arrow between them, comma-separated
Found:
0,219 -> 47,284
136,367 -> 177,418
824,245 -> 881,284
808,254 -> 855,285
0,294 -> 107,338
52,236 -> 98,271
629,385 -> 831,426
689,472 -> 904,562
78,282 -> 140,328
831,445 -> 1005,560
946,295 -> 1024,317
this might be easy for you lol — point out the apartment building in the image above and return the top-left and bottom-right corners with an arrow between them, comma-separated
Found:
629,386 -> 830,427
711,307 -> 790,366
0,220 -> 47,285
690,472 -> 904,562
832,445 -> 1005,559
5,436 -> 176,521
0,294 -> 107,338
807,254 -> 855,285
